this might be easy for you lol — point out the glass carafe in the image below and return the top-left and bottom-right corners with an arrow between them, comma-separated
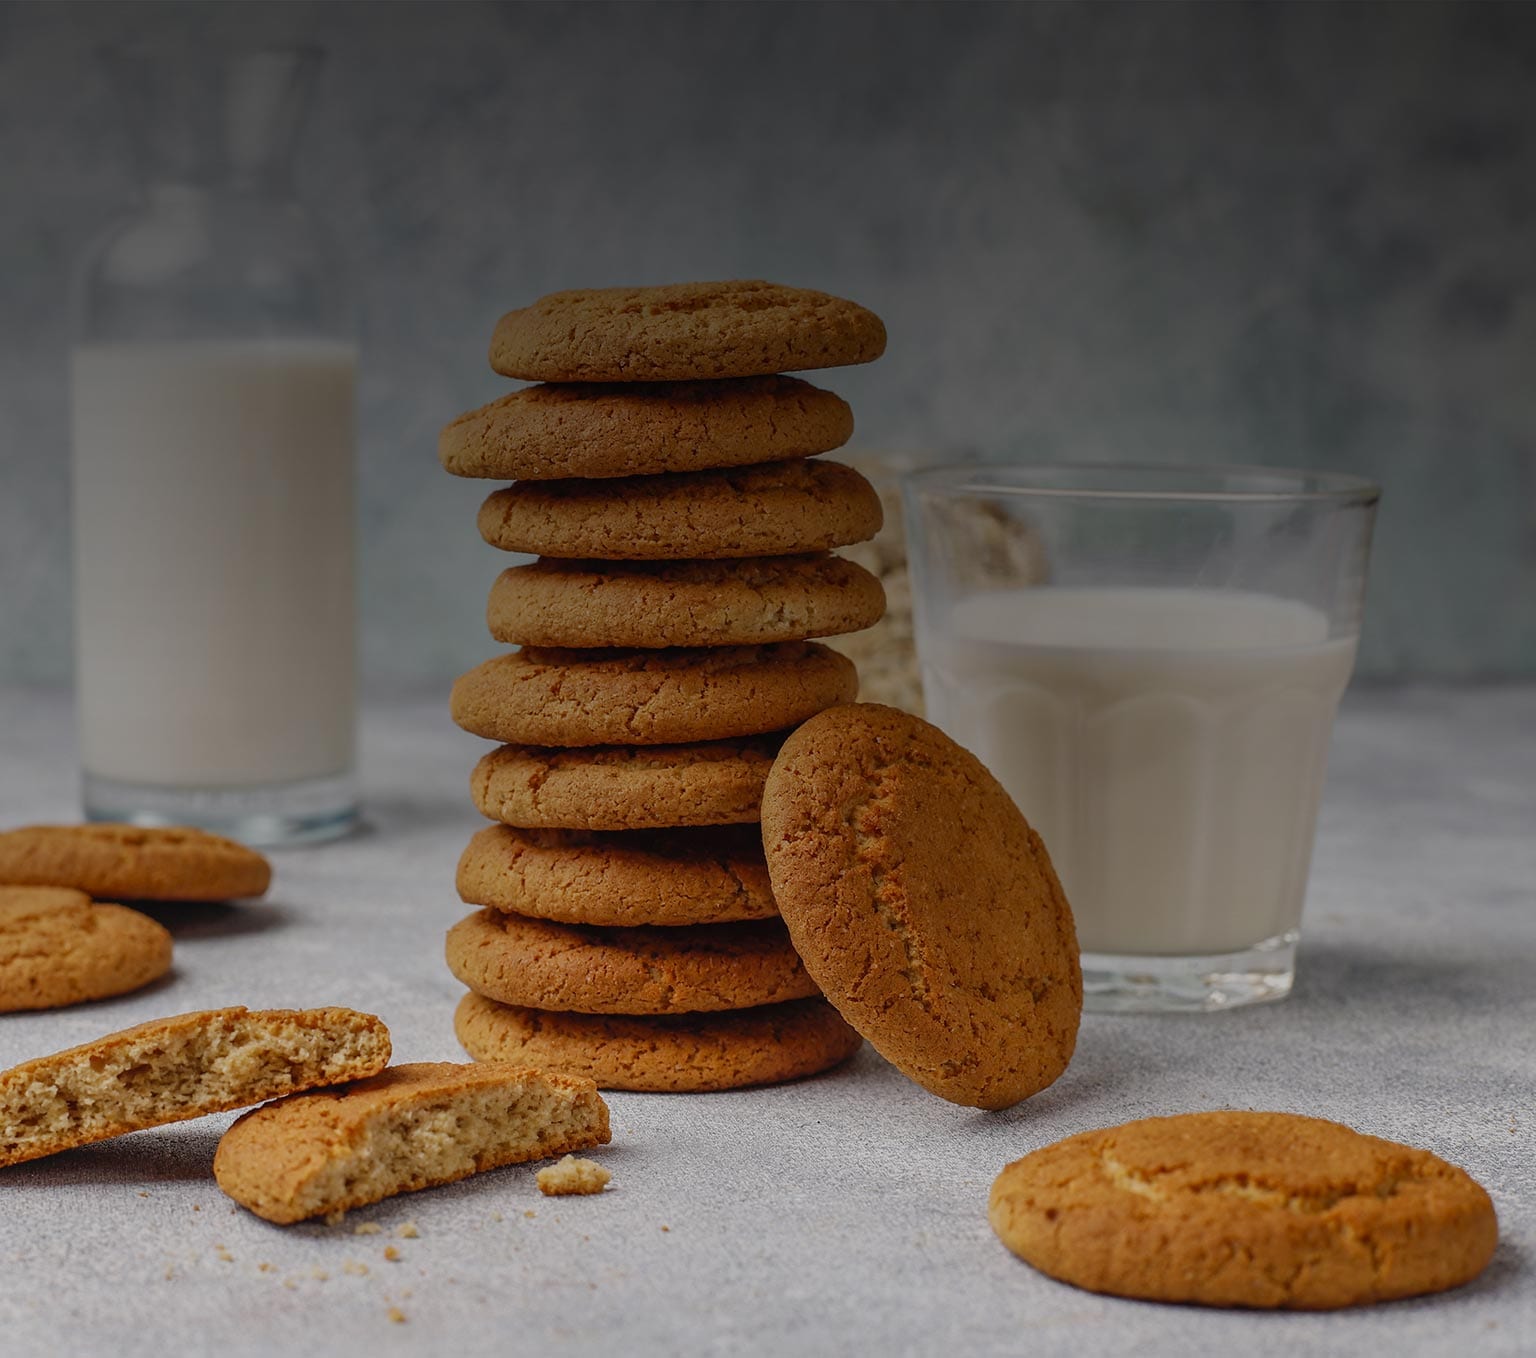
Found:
72,43 -> 357,846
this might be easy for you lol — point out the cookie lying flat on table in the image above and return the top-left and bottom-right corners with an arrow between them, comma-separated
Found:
987,1111 -> 1499,1309
487,280 -> 886,383
470,736 -> 783,831
477,459 -> 883,560
761,704 -> 1082,1110
440,376 -> 852,481
451,643 -> 858,748
455,993 -> 862,1094
457,824 -> 778,927
0,824 -> 269,901
445,910 -> 818,1015
486,554 -> 885,650
0,1007 -> 390,1168
214,1062 -> 610,1224
0,885 -> 172,1012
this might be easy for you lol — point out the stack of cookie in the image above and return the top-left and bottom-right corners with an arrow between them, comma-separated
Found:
439,281 -> 889,1093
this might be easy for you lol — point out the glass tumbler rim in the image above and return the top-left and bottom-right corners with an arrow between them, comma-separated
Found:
902,460 -> 1381,507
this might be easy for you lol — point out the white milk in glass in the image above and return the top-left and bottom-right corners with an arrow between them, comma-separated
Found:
921,588 -> 1356,956
71,340 -> 356,789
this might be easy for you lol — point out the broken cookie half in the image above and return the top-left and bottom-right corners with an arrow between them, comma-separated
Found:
214,1061 -> 611,1223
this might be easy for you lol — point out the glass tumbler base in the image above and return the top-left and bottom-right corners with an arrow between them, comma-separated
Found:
82,770 -> 358,848
1081,932 -> 1298,1014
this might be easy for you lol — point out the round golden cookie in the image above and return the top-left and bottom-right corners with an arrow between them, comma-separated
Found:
760,703 -> 1082,1111
470,736 -> 783,830
451,643 -> 858,748
457,823 -> 777,927
486,554 -> 886,649
987,1111 -> 1499,1309
444,909 -> 818,1015
439,376 -> 852,480
0,886 -> 173,1013
0,824 -> 270,901
455,992 -> 863,1093
487,280 -> 886,383
477,458 -> 883,560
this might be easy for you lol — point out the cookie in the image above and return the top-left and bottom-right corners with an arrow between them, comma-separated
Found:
455,992 -> 862,1093
214,1061 -> 610,1224
487,280 -> 886,382
987,1111 -> 1499,1309
440,376 -> 851,481
477,458 -> 883,560
457,824 -> 777,927
445,909 -> 818,1015
0,885 -> 172,1012
0,1007 -> 391,1168
486,554 -> 885,649
760,704 -> 1082,1110
0,824 -> 270,901
451,643 -> 858,748
469,736 -> 783,831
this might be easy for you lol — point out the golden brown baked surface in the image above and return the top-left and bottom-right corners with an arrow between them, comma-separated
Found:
450,643 -> 858,747
0,824 -> 270,901
0,1006 -> 391,1167
761,703 -> 1082,1110
445,909 -> 818,1015
486,280 -> 886,383
214,1061 -> 611,1223
469,735 -> 783,831
440,376 -> 852,480
477,458 -> 882,560
455,992 -> 861,1093
0,885 -> 172,1012
457,823 -> 778,927
987,1110 -> 1499,1309
485,554 -> 885,649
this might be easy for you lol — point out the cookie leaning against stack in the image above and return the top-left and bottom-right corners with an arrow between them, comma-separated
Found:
441,281 -> 885,1092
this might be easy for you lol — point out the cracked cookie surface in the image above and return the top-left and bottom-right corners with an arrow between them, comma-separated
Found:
456,823 -> 778,927
987,1110 -> 1499,1309
486,553 -> 885,649
445,909 -> 818,1014
455,993 -> 862,1093
439,375 -> 852,480
760,703 -> 1081,1110
487,280 -> 886,383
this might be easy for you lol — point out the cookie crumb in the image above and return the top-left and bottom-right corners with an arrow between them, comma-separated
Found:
192,1204 -> 201,1212
325,1210 -> 347,1227
536,1155 -> 611,1197
386,1307 -> 407,1325
397,1221 -> 420,1239
258,1262 -> 274,1273
137,1190 -> 149,1199
215,1245 -> 234,1263
344,1260 -> 369,1277
353,1222 -> 382,1236
383,1246 -> 401,1262
311,1268 -> 329,1281
284,1278 -> 298,1291
524,1209 -> 536,1220
660,1225 -> 670,1233
163,1265 -> 174,1280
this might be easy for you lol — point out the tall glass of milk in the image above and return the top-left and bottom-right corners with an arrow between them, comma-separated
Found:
70,44 -> 357,845
904,464 -> 1378,1012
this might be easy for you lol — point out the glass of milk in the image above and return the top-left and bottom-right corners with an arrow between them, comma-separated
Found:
904,463 -> 1378,1012
70,44 -> 357,845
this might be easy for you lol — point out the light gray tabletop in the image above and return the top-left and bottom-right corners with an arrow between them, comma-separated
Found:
0,686 -> 1531,1358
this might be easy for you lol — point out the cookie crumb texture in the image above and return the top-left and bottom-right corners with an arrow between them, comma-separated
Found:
0,885 -> 172,1012
0,1007 -> 391,1167
536,1154 -> 611,1196
486,554 -> 885,650
214,1062 -> 611,1224
761,704 -> 1082,1110
487,281 -> 886,383
455,993 -> 862,1093
0,823 -> 270,901
440,376 -> 853,481
987,1111 -> 1499,1309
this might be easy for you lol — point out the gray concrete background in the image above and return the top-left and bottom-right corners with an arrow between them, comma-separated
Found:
2,0 -> 1533,686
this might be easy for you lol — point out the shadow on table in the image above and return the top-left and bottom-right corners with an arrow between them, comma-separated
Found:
6,1126 -> 223,1187
1292,937 -> 1536,1014
132,899 -> 289,940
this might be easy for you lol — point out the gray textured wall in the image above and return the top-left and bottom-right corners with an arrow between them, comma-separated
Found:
2,0 -> 1533,686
